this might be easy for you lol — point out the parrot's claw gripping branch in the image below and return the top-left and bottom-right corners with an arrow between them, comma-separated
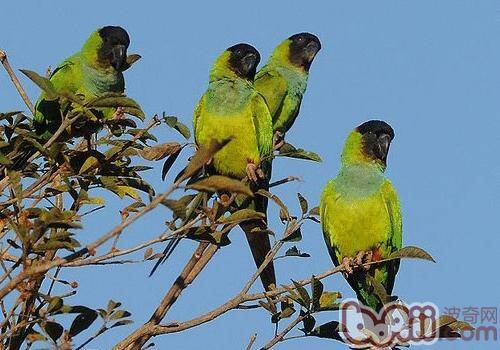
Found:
246,162 -> 264,183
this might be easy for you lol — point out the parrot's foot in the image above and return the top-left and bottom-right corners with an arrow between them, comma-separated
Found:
246,162 -> 265,183
219,193 -> 231,206
341,256 -> 355,276
273,131 -> 285,150
112,107 -> 125,120
354,250 -> 374,271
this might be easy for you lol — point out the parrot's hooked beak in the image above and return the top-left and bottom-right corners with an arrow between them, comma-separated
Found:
110,44 -> 127,71
240,52 -> 259,77
376,133 -> 392,165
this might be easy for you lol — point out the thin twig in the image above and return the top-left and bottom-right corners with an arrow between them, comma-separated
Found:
260,314 -> 306,349
0,177 -> 183,300
115,253 -> 400,348
246,333 -> 257,350
268,176 -> 300,189
63,216 -> 201,268
0,50 -> 35,114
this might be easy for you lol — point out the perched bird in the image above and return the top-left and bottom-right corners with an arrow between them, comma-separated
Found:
254,32 -> 321,146
235,33 -> 321,291
34,26 -> 132,140
151,44 -> 276,291
320,120 -> 402,312
193,43 -> 275,290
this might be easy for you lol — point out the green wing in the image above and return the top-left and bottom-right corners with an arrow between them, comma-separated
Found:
254,70 -> 288,122
251,93 -> 273,159
34,56 -> 80,137
192,96 -> 203,144
319,180 -> 342,266
379,179 -> 403,294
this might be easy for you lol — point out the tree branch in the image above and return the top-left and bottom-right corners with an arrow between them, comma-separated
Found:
0,49 -> 35,114
260,314 -> 306,349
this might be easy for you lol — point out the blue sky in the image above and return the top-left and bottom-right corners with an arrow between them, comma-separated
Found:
1,1 -> 499,349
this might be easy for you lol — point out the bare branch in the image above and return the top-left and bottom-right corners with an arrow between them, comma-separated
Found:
0,49 -> 35,114
260,314 -> 306,349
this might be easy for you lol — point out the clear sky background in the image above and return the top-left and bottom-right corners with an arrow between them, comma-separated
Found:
1,1 -> 499,349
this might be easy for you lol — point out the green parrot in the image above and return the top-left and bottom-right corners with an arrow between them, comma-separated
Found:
150,44 -> 276,290
192,43 -> 275,290
320,120 -> 402,312
34,26 -> 132,139
254,32 -> 321,145
233,33 -> 321,290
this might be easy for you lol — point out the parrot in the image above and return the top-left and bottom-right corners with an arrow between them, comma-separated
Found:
320,120 -> 402,312
33,25 -> 132,140
5,26 -> 133,172
150,44 -> 276,292
194,43 -> 275,290
254,32 -> 321,147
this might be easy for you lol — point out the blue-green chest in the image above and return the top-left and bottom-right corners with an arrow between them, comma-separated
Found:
333,165 -> 385,199
275,66 -> 307,100
205,79 -> 253,115
81,62 -> 124,96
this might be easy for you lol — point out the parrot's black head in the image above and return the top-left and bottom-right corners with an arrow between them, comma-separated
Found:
227,43 -> 261,80
98,26 -> 130,71
356,120 -> 395,166
288,32 -> 321,71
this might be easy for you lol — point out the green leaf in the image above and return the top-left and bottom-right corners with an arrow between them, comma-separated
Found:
163,115 -> 191,139
0,111 -> 22,122
292,280 -> 311,309
20,69 -> 58,100
259,300 -> 277,314
278,143 -> 322,162
308,206 -> 320,216
309,321 -> 343,340
110,310 -> 131,320
7,171 -> 22,198
47,297 -> 63,314
44,321 -> 63,342
283,246 -> 310,258
26,330 -> 46,343
161,147 -> 182,181
282,225 -> 302,242
79,155 -> 100,174
389,246 -> 436,262
174,121 -> 191,140
87,94 -> 145,120
318,292 -> 341,311
311,276 -> 323,312
256,189 -> 290,220
271,306 -> 296,323
301,313 -> 316,333
69,311 -> 98,337
217,209 -> 265,225
187,175 -> 253,196
297,193 -> 308,215
182,139 -> 231,181
0,153 -> 12,165
107,300 -> 122,313
162,194 -> 196,220
140,142 -> 182,161
111,319 -> 134,328
367,275 -> 392,304
281,284 -> 303,305
184,226 -> 231,246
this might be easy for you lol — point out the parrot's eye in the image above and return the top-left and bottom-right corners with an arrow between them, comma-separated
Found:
297,36 -> 305,43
